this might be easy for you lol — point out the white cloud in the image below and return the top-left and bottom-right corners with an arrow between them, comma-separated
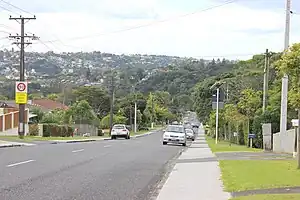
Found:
0,0 -> 299,60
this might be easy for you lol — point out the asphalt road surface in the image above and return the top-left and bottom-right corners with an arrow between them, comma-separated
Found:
0,131 -> 185,200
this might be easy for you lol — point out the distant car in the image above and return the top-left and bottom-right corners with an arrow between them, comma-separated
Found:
163,125 -> 187,146
185,128 -> 195,141
111,124 -> 130,140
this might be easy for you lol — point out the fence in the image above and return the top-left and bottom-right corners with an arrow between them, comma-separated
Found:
0,109 -> 29,132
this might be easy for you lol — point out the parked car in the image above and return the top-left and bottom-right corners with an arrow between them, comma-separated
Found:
185,128 -> 195,141
162,124 -> 187,146
111,124 -> 130,140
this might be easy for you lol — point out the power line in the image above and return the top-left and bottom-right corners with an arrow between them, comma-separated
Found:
40,0 -> 239,43
0,0 -> 34,16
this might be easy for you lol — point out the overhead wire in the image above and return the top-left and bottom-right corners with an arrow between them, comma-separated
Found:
40,0 -> 239,43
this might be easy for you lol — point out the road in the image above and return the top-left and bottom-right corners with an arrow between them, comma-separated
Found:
0,130 -> 185,200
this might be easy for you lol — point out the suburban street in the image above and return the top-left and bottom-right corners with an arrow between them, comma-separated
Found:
0,131 -> 186,200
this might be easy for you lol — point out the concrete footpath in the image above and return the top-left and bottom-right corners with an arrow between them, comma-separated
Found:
156,129 -> 230,200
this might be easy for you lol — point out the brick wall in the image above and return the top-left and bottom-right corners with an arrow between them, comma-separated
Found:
0,109 -> 29,132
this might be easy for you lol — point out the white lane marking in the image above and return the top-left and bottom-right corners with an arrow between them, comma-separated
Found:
7,159 -> 35,168
104,145 -> 111,148
72,149 -> 84,153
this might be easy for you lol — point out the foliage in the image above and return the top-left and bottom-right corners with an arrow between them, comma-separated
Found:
42,124 -> 73,137
47,93 -> 59,101
29,124 -> 39,136
30,107 -> 44,122
65,100 -> 97,124
71,86 -> 110,118
100,114 -> 127,129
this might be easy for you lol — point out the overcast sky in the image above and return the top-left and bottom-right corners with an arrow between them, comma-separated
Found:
0,0 -> 299,59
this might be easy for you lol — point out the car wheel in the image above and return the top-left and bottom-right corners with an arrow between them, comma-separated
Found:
192,138 -> 195,141
182,143 -> 186,146
111,136 -> 115,140
163,142 -> 167,145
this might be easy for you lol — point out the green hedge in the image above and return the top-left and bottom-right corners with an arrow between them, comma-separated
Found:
42,124 -> 74,137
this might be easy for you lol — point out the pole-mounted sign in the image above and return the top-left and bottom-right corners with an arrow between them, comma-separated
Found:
15,81 -> 28,104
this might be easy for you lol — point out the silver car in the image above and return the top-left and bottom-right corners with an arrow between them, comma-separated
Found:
163,125 -> 187,146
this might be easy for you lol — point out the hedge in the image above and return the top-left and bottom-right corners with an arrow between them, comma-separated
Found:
42,124 -> 74,137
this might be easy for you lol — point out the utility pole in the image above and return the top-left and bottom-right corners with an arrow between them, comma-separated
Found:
280,0 -> 291,152
134,101 -> 137,133
262,49 -> 270,113
151,93 -> 154,128
298,106 -> 300,168
9,15 -> 36,138
215,87 -> 220,144
109,71 -> 114,136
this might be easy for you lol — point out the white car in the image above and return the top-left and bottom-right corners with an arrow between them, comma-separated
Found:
163,125 -> 187,146
111,124 -> 130,140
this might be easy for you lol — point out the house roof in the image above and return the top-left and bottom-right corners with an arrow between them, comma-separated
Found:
32,99 -> 68,111
2,99 -> 68,112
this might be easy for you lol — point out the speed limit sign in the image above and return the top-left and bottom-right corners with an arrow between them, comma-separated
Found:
15,81 -> 28,104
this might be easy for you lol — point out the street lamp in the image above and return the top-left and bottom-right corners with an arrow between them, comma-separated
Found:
210,81 -> 226,144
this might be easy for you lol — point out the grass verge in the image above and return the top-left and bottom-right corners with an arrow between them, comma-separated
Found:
230,194 -> 300,200
206,136 -> 262,153
220,160 -> 300,192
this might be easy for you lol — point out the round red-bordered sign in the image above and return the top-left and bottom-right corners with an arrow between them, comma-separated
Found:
17,82 -> 26,92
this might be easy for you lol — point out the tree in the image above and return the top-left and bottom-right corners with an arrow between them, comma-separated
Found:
0,95 -> 8,100
30,107 -> 44,122
276,43 -> 300,109
47,93 -> 58,101
72,86 -> 110,118
237,88 -> 262,118
65,100 -> 97,124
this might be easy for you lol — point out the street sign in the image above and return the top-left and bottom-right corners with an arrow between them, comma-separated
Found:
248,133 -> 256,139
15,81 -> 28,104
212,102 -> 224,109
212,89 -> 225,102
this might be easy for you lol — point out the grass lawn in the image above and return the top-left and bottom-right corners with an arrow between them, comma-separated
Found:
220,160 -> 300,192
230,194 -> 300,200
206,136 -> 262,153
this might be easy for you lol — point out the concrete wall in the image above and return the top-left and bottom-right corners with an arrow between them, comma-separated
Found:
73,124 -> 98,136
262,123 -> 272,151
273,129 -> 296,154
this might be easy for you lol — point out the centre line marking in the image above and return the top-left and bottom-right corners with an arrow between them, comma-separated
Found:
104,145 -> 111,148
72,149 -> 84,153
7,159 -> 35,168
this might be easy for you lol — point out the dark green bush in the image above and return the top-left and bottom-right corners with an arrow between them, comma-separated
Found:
42,124 -> 74,137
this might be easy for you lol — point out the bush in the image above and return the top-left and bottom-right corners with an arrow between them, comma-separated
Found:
29,124 -> 39,136
42,124 -> 74,137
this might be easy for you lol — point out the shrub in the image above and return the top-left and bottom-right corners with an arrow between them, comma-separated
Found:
42,124 -> 74,137
29,124 -> 39,136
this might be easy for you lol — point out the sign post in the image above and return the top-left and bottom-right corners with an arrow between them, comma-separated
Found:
15,81 -> 28,138
248,133 -> 256,148
15,81 -> 28,104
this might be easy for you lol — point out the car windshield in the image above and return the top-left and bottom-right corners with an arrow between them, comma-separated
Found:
166,125 -> 184,133
113,125 -> 125,129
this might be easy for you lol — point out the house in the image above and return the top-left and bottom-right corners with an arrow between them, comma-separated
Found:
30,99 -> 69,112
0,101 -> 29,135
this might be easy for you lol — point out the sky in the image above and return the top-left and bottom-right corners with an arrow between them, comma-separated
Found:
0,0 -> 299,60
